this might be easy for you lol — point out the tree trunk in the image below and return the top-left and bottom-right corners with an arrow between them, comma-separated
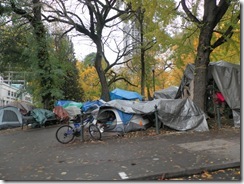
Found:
139,8 -> 145,98
32,0 -> 52,109
94,43 -> 110,101
140,48 -> 145,98
193,26 -> 212,111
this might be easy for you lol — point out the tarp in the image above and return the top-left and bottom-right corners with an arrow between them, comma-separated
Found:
82,100 -> 105,112
0,106 -> 23,129
64,106 -> 81,119
110,88 -> 143,101
100,99 -> 209,132
175,61 -> 240,127
154,86 -> 179,99
55,100 -> 83,108
53,106 -> 70,123
7,101 -> 35,115
208,61 -> 240,110
30,108 -> 56,125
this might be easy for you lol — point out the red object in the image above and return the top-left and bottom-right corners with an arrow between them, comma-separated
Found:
216,92 -> 225,102
53,106 -> 70,123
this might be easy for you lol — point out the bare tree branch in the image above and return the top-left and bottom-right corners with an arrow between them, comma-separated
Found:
181,0 -> 201,24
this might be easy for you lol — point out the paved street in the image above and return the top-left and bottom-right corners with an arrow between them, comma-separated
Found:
0,125 -> 240,181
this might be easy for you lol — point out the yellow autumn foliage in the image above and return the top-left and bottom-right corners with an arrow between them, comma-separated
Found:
76,62 -> 101,101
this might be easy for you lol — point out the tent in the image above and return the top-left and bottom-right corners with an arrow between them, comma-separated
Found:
99,99 -> 209,132
95,107 -> 152,134
154,86 -> 179,99
175,61 -> 240,127
0,106 -> 23,129
110,88 -> 143,101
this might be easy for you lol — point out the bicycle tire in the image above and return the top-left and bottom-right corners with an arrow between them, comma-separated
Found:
88,124 -> 101,140
56,125 -> 75,144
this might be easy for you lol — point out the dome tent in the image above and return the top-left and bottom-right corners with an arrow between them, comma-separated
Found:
0,106 -> 23,129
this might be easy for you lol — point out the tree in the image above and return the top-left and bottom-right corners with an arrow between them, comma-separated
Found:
178,0 -> 240,111
77,62 -> 101,101
0,25 -> 31,73
123,0 -> 176,98
42,0 -> 133,101
1,0 -> 84,108
7,0 -> 55,109
51,31 -> 85,102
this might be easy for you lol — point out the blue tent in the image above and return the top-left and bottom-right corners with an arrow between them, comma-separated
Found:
110,88 -> 143,101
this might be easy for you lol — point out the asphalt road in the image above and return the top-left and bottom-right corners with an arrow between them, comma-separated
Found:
0,124 -> 241,181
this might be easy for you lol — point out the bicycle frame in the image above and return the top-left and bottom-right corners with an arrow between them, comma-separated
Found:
56,112 -> 101,144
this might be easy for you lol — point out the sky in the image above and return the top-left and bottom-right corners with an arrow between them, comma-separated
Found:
64,1 -> 124,63
72,35 -> 119,63
70,0 -> 242,63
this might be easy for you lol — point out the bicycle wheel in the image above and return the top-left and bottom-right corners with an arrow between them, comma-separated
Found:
56,125 -> 75,144
88,124 -> 101,140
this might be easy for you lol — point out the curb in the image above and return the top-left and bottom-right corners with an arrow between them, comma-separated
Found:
128,162 -> 241,180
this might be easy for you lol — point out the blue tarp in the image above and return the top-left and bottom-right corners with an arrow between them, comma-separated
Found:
82,100 -> 104,112
55,100 -> 72,107
110,88 -> 143,101
55,100 -> 83,108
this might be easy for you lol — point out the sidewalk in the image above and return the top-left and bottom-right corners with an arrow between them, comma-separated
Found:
0,126 -> 240,180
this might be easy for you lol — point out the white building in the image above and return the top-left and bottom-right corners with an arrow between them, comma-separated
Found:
0,75 -> 32,106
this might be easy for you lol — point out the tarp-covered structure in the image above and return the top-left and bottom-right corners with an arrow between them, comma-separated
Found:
55,100 -> 83,119
82,100 -> 105,112
175,61 -> 240,127
53,106 -> 70,123
96,99 -> 209,132
110,88 -> 143,101
7,101 -> 35,115
55,100 -> 83,109
154,86 -> 179,99
30,108 -> 56,126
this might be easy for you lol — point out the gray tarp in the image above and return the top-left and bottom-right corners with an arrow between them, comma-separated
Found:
154,86 -> 179,99
209,61 -> 240,127
101,99 -> 209,132
208,61 -> 240,110
175,61 -> 240,127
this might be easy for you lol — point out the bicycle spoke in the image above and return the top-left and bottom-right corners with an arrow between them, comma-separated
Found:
88,124 -> 101,140
56,125 -> 75,144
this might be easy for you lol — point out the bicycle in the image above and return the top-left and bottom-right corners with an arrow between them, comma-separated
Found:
55,113 -> 101,144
